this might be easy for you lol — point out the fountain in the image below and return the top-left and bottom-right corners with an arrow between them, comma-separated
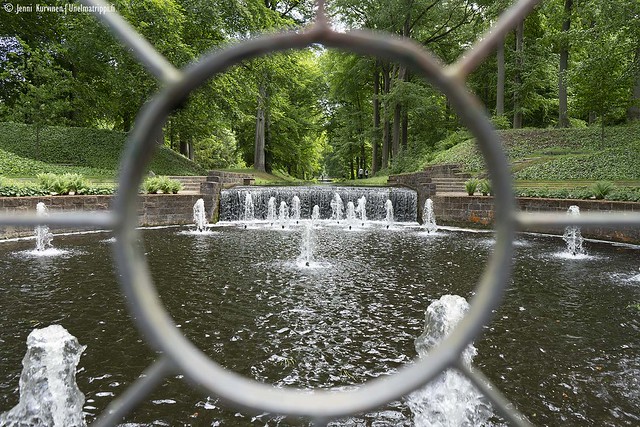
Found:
297,222 -> 314,267
192,198 -> 208,232
0,325 -> 86,427
384,199 -> 394,228
266,197 -> 277,224
407,295 -> 492,426
278,201 -> 289,229
242,192 -> 255,223
219,186 -> 417,222
330,193 -> 344,222
422,198 -> 437,234
35,202 -> 53,251
311,205 -> 321,224
355,196 -> 367,225
562,205 -> 585,256
291,196 -> 301,223
345,201 -> 356,229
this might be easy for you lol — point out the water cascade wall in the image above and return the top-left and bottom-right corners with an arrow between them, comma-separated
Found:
219,186 -> 418,222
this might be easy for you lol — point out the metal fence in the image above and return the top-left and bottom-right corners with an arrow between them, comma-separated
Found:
1,0 -> 638,425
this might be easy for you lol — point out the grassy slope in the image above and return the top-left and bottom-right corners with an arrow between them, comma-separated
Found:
0,122 -> 206,178
430,124 -> 640,182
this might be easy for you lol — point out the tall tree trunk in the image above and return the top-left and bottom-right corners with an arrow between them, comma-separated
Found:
349,157 -> 355,180
179,135 -> 188,157
513,20 -> 524,129
372,63 -> 381,174
628,45 -> 640,122
123,111 -> 132,132
392,102 -> 401,158
496,37 -> 505,116
254,82 -> 266,172
558,0 -> 572,128
381,64 -> 391,169
401,106 -> 408,150
188,137 -> 194,161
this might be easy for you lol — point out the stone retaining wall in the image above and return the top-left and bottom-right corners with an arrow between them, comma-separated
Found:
432,195 -> 640,244
0,193 -> 219,239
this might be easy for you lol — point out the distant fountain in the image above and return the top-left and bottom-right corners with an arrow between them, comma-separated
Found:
35,202 -> 53,251
562,205 -> 585,256
407,295 -> 492,426
266,197 -> 277,224
291,196 -> 301,223
192,198 -> 208,232
330,193 -> 344,222
346,201 -> 356,229
311,205 -> 320,224
385,199 -> 394,228
278,201 -> 289,228
0,325 -> 86,427
355,196 -> 367,225
297,222 -> 314,267
422,198 -> 437,234
242,193 -> 255,222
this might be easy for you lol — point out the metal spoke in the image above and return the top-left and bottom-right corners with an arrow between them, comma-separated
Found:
79,0 -> 182,84
91,357 -> 174,427
0,211 -> 117,228
446,0 -> 541,80
516,211 -> 640,227
456,361 -> 533,427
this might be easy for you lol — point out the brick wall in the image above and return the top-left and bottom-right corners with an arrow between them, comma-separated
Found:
432,195 -> 640,244
0,193 -> 219,239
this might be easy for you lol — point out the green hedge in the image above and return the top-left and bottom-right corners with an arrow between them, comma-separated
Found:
0,122 -> 206,177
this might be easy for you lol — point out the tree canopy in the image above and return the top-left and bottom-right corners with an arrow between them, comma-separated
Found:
1,0 -> 638,178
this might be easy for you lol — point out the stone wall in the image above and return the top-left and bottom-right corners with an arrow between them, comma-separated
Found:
432,195 -> 640,244
0,193 -> 219,239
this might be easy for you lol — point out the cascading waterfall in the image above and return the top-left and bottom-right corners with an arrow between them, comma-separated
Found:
219,186 -> 418,222
407,295 -> 492,426
192,198 -> 208,232
291,196 -> 301,223
422,198 -> 437,234
385,199 -> 394,227
278,201 -> 289,228
330,193 -> 344,222
0,325 -> 86,427
355,196 -> 367,225
243,192 -> 255,222
562,205 -> 585,256
266,197 -> 277,224
35,202 -> 53,251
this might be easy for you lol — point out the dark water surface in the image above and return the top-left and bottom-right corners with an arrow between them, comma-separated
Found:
0,224 -> 638,426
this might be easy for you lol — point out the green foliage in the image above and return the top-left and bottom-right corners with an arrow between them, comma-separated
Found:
430,125 -> 640,180
0,175 -> 115,197
465,179 -> 479,196
142,176 -> 182,194
479,179 -> 492,196
591,181 -> 615,200
0,122 -> 206,177
491,115 -> 511,130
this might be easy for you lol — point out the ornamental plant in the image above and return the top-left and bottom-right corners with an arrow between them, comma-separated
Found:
591,181 -> 614,200
464,178 -> 479,196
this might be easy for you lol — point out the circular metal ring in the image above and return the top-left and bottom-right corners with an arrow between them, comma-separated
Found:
112,25 -> 516,418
